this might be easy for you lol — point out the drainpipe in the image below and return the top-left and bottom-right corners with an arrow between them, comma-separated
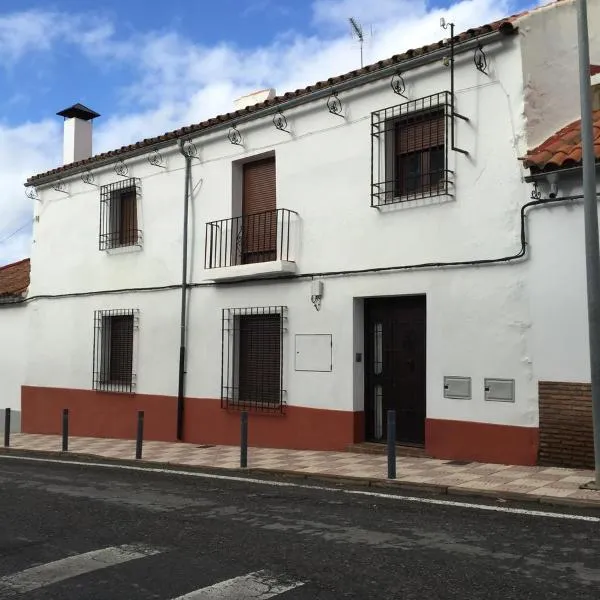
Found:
577,0 -> 600,487
176,140 -> 191,441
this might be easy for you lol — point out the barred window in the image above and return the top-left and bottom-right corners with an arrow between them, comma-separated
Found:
371,92 -> 451,207
221,306 -> 286,412
99,178 -> 141,250
93,309 -> 138,393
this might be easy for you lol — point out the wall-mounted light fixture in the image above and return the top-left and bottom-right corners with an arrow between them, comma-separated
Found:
311,279 -> 324,311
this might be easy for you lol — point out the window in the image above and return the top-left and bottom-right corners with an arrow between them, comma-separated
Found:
93,309 -> 138,392
371,92 -> 451,207
99,178 -> 141,250
221,306 -> 286,412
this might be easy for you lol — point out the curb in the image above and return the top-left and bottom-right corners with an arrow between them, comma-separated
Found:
2,447 -> 600,511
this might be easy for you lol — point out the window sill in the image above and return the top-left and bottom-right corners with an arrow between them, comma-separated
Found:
205,260 -> 296,282
105,243 -> 143,256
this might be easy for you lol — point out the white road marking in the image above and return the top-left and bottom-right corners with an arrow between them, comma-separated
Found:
171,570 -> 304,599
1,454 -> 599,522
0,543 -> 161,593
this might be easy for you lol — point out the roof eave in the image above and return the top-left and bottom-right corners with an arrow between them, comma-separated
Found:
25,25 -> 516,188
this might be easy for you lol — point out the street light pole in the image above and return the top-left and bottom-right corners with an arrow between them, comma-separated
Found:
576,0 -> 600,488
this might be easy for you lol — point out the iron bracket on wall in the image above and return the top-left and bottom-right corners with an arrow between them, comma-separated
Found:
531,181 -> 542,200
473,42 -> 489,75
52,179 -> 68,194
114,159 -> 129,177
81,169 -> 98,187
273,110 -> 290,133
327,91 -> 344,118
440,18 -> 469,156
182,140 -> 200,160
390,71 -> 407,98
228,125 -> 243,146
25,187 -> 40,201
147,149 -> 166,169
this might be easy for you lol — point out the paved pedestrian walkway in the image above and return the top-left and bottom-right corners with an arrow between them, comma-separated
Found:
5,433 -> 600,507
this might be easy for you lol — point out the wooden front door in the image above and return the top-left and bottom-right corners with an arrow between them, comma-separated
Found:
241,157 -> 277,264
364,295 -> 426,445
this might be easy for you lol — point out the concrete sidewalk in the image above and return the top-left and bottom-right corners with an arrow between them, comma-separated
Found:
4,433 -> 600,508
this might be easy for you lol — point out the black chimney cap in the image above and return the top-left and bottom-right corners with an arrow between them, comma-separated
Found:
56,103 -> 101,121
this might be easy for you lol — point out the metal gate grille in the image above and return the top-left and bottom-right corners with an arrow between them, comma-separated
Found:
99,178 -> 142,250
371,92 -> 452,207
93,308 -> 139,393
221,306 -> 287,412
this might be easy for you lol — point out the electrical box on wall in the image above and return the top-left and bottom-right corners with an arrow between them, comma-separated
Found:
443,376 -> 471,399
295,334 -> 332,372
484,378 -> 515,403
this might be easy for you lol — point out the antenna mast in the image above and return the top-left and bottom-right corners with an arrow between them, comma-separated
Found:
349,17 -> 364,68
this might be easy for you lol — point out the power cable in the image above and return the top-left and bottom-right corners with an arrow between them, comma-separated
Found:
0,194 -> 585,306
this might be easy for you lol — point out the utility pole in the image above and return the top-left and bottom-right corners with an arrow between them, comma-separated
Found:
577,0 -> 600,488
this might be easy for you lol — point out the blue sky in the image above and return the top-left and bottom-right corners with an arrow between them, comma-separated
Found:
0,0 -> 539,264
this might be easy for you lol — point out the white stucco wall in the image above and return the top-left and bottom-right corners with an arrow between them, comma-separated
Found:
529,176 -> 600,383
0,304 -> 27,430
24,28 -> 542,430
519,0 -> 600,152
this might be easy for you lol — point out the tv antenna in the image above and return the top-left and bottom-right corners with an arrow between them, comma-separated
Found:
349,17 -> 365,68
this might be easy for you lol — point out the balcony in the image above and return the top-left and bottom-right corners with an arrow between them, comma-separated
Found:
204,208 -> 298,282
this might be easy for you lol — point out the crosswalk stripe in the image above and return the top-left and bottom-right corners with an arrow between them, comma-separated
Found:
0,543 -> 161,593
171,570 -> 304,599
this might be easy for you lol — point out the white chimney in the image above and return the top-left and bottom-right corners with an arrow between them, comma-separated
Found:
56,103 -> 100,165
234,88 -> 276,112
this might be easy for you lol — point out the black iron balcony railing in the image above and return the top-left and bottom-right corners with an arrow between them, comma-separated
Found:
205,208 -> 297,269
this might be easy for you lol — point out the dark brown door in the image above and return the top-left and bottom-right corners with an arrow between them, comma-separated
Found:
364,295 -> 426,445
241,157 -> 277,264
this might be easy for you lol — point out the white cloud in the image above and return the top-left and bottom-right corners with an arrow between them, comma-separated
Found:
0,0 -> 533,265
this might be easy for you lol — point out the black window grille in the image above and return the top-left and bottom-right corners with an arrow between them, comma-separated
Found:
93,308 -> 138,393
221,306 -> 287,412
99,178 -> 142,250
371,91 -> 452,207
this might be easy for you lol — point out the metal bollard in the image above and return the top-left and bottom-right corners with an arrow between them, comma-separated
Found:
62,408 -> 69,452
4,408 -> 10,448
240,411 -> 248,468
135,411 -> 144,460
387,410 -> 396,479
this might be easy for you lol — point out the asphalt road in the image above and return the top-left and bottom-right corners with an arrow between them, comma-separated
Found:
0,455 -> 600,599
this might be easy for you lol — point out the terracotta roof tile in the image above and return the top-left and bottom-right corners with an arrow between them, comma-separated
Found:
521,110 -> 600,171
0,258 -> 30,298
26,17 -> 520,185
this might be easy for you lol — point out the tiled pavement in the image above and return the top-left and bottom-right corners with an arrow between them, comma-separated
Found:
6,433 -> 600,506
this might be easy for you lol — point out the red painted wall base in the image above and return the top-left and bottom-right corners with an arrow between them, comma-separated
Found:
426,418 -> 539,466
22,386 -> 539,463
21,386 -> 364,452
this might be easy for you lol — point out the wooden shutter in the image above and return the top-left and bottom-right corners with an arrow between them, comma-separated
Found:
238,314 -> 281,405
109,315 -> 134,384
396,110 -> 444,154
119,190 -> 138,245
242,157 -> 277,263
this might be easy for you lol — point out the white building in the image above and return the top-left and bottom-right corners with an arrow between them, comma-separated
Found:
3,0 -> 599,466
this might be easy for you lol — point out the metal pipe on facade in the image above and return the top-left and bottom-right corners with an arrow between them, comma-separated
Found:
576,0 -> 600,488
176,140 -> 191,441
25,30 -> 509,189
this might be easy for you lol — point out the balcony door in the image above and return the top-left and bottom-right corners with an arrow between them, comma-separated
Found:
241,157 -> 277,264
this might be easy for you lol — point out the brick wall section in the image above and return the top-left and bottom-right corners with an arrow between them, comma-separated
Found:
538,381 -> 594,469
